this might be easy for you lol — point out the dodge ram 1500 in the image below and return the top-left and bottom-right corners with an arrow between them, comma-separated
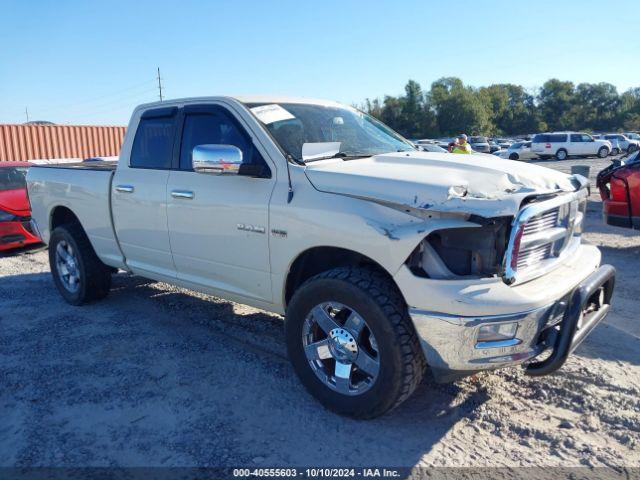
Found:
27,96 -> 616,418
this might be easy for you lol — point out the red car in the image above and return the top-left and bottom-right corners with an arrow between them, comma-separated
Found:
0,161 -> 42,251
597,150 -> 640,230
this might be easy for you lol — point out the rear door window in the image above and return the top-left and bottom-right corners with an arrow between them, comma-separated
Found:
130,107 -> 178,169
549,134 -> 567,142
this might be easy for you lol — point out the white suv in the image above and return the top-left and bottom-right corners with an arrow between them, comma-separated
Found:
602,134 -> 639,154
531,132 -> 611,160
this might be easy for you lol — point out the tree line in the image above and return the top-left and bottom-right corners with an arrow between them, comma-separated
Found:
360,78 -> 640,139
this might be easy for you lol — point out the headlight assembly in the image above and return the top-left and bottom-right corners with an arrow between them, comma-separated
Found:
406,217 -> 511,279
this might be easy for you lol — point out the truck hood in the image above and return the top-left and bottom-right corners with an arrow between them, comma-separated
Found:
304,151 -> 579,217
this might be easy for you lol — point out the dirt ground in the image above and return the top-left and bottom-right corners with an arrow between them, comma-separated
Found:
0,156 -> 638,470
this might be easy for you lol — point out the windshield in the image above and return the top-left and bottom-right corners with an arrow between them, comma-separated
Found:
470,136 -> 488,143
0,167 -> 28,191
246,102 -> 414,161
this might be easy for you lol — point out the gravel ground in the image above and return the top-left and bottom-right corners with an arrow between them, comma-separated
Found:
0,155 -> 638,470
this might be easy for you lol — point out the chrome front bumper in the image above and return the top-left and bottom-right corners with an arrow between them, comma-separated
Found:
410,265 -> 616,382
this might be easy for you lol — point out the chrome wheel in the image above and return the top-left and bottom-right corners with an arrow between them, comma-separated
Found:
302,302 -> 380,396
55,240 -> 80,293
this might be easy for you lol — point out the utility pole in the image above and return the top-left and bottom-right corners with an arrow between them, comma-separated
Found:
157,67 -> 163,102
25,107 -> 30,123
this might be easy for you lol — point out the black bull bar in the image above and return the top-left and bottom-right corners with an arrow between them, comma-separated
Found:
525,264 -> 616,376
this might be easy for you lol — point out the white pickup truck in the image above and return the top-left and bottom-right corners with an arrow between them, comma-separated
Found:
27,96 -> 616,418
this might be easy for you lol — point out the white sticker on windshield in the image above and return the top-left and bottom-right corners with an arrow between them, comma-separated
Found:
250,104 -> 295,125
302,142 -> 341,161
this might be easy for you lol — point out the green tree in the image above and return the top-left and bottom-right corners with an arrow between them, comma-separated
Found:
361,78 -> 638,139
619,88 -> 640,130
428,77 -> 492,135
538,79 -> 576,131
572,82 -> 620,131
481,84 -> 541,135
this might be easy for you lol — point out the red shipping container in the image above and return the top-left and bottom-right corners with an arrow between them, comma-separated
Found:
0,124 -> 126,161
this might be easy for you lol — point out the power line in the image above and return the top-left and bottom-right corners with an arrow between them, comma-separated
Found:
57,91 -> 159,123
27,79 -> 157,116
157,67 -> 163,102
61,86 -> 158,117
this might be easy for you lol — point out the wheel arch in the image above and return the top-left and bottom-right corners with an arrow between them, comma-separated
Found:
50,205 -> 83,232
283,246 -> 403,308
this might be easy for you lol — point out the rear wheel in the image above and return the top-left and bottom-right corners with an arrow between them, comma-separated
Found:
555,149 -> 568,160
628,144 -> 638,154
49,224 -> 112,305
611,148 -> 620,156
509,153 -> 519,160
597,147 -> 609,158
285,267 -> 426,418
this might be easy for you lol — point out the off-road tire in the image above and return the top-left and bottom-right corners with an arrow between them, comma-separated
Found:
49,223 -> 112,306
285,266 -> 426,419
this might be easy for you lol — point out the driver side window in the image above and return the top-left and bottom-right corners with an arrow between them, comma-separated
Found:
179,107 -> 270,176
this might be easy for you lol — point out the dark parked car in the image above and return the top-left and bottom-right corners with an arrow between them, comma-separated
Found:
469,136 -> 490,153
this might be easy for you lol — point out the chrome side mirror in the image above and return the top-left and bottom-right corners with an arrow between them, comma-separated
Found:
192,144 -> 243,175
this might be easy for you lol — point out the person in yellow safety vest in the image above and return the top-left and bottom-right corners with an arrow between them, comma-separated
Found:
451,134 -> 472,154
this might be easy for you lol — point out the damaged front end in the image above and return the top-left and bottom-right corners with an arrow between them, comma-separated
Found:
405,216 -> 512,280
401,174 -> 589,286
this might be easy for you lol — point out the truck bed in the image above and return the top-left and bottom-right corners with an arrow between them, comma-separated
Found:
27,164 -> 125,269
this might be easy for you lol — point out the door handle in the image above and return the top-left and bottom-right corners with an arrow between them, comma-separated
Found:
171,190 -> 195,200
115,185 -> 134,193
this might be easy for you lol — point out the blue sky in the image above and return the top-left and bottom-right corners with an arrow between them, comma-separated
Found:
1,0 -> 638,125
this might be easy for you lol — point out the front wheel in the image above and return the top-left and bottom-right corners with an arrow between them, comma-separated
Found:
611,148 -> 620,156
628,145 -> 638,154
285,267 -> 426,418
598,147 -> 609,158
509,153 -> 519,160
49,224 -> 112,305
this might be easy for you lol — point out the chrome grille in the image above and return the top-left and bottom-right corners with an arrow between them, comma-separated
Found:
517,243 -> 553,269
522,209 -> 559,235
503,188 -> 588,285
